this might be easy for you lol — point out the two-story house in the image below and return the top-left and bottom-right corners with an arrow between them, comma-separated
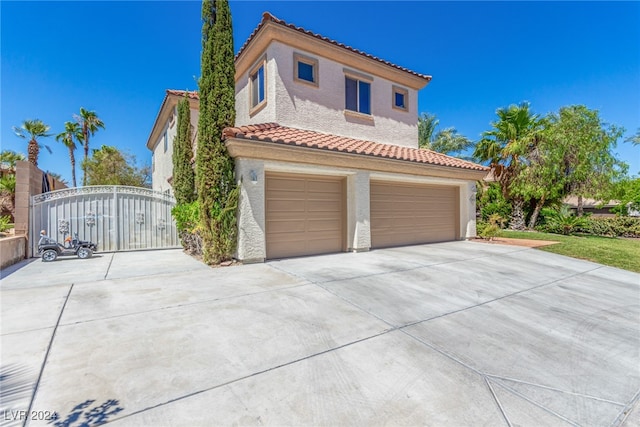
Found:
147,12 -> 488,262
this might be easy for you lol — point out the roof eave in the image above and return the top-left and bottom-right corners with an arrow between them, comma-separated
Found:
235,14 -> 431,91
146,91 -> 199,151
225,138 -> 488,181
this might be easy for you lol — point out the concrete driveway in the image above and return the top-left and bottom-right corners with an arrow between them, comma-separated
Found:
1,241 -> 639,426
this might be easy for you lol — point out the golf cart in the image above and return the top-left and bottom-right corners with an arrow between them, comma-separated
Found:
38,230 -> 98,262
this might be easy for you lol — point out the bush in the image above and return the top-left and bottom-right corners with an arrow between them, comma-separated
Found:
477,213 -> 505,240
579,216 -> 640,238
477,182 -> 511,221
172,201 -> 203,255
0,215 -> 11,232
538,205 -> 588,235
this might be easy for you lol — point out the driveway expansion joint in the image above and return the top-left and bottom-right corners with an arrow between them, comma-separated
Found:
612,388 -> 640,427
57,282 -> 312,328
105,329 -> 392,425
23,283 -> 74,427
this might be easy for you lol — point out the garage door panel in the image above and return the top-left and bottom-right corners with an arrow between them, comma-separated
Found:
268,177 -> 306,191
307,200 -> 342,213
267,199 -> 306,213
371,181 -> 459,249
266,173 -> 344,259
307,180 -> 342,193
306,219 -> 341,233
268,220 -> 306,233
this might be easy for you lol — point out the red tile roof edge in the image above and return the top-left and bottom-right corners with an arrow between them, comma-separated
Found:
236,12 -> 432,82
166,89 -> 199,100
223,123 -> 488,172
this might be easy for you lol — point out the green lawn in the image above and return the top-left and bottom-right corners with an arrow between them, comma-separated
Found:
500,230 -> 640,273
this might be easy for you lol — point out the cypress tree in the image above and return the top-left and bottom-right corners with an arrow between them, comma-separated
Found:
172,94 -> 195,205
196,0 -> 237,264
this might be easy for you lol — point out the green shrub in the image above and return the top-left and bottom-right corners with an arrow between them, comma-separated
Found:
579,216 -> 640,238
172,201 -> 200,233
477,213 -> 505,240
172,201 -> 203,255
0,215 -> 11,232
538,205 -> 587,235
477,182 -> 511,221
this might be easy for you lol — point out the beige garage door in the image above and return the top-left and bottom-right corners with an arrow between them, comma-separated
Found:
370,181 -> 459,249
266,173 -> 344,259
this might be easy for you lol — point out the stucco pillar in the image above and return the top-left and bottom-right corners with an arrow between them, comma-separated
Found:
235,158 -> 266,262
347,171 -> 371,251
460,181 -> 477,239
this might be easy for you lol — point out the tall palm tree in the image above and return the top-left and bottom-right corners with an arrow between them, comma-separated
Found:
56,121 -> 83,187
418,113 -> 473,158
12,119 -> 53,166
75,108 -> 105,185
473,102 -> 543,230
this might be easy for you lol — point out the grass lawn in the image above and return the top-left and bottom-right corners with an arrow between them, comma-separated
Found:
500,230 -> 640,273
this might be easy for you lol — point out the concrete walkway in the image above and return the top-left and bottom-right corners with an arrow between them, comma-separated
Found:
1,242 -> 638,426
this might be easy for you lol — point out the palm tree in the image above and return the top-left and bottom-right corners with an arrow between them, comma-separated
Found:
625,128 -> 640,146
56,121 -> 83,187
75,108 -> 105,185
0,150 -> 26,171
12,120 -> 53,166
418,113 -> 473,158
473,102 -> 543,230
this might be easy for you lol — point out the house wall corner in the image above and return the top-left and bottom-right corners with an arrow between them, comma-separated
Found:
235,158 -> 266,262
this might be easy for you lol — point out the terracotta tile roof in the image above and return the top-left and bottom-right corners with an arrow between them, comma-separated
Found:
236,12 -> 432,82
166,89 -> 199,100
223,123 -> 488,172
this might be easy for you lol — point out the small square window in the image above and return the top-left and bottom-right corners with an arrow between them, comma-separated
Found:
298,62 -> 314,82
392,86 -> 409,111
293,53 -> 319,87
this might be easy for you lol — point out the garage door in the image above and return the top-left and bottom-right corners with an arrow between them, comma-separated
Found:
266,173 -> 344,259
370,181 -> 459,249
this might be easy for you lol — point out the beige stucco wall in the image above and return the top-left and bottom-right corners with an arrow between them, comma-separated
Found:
235,158 -> 266,263
236,41 -> 419,148
234,157 -> 477,262
14,161 -> 67,257
0,235 -> 26,269
151,107 -> 199,194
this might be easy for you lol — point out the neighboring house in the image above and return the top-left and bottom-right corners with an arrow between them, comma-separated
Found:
562,196 -> 637,217
564,196 -> 617,217
146,12 -> 489,262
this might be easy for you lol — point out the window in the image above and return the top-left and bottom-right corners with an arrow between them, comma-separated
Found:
163,130 -> 168,153
249,55 -> 267,114
169,108 -> 176,128
392,86 -> 408,111
293,53 -> 318,86
345,77 -> 371,115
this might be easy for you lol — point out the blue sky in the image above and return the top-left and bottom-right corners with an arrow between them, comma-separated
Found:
2,1 -> 639,184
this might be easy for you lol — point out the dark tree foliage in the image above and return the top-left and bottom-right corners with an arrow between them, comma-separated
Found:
172,94 -> 195,205
196,0 -> 237,264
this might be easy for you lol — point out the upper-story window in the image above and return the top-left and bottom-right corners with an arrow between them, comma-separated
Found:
163,130 -> 168,153
249,55 -> 267,114
344,69 -> 372,115
392,85 -> 408,112
293,53 -> 318,87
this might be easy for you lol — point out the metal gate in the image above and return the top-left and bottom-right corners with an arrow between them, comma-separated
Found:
30,186 -> 180,255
